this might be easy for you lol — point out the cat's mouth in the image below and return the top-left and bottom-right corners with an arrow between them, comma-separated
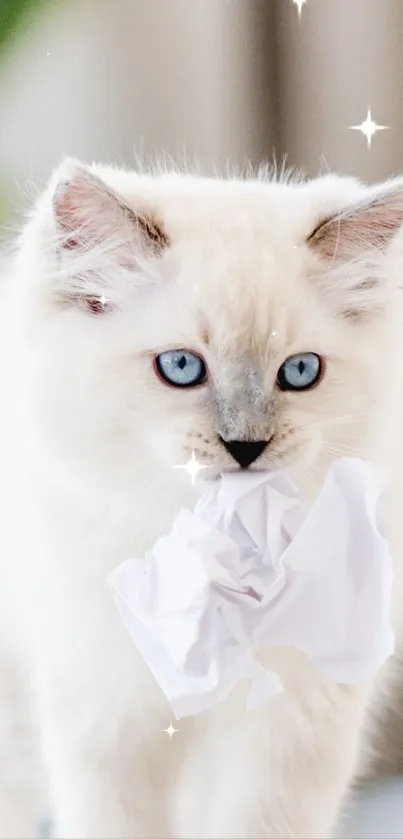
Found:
222,464 -> 269,474
186,442 -> 281,482
200,462 -> 272,482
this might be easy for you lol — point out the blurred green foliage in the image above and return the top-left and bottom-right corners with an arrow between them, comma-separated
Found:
0,193 -> 7,226
0,0 -> 48,53
0,0 -> 53,225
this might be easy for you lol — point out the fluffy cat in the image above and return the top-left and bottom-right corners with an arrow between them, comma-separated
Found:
1,159 -> 403,838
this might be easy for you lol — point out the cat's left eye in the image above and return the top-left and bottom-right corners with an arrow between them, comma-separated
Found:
277,352 -> 322,391
154,349 -> 207,388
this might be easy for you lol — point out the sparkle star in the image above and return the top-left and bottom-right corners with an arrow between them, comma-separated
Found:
348,108 -> 389,149
162,723 -> 180,738
292,0 -> 306,16
174,450 -> 208,485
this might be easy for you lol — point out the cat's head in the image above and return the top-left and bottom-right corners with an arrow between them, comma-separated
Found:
14,159 -> 403,497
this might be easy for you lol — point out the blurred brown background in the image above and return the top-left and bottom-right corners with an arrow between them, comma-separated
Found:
0,0 -> 403,221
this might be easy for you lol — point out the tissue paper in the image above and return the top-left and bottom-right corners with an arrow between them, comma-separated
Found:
108,458 -> 394,719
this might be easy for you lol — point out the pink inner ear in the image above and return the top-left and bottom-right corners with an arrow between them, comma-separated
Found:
53,167 -> 170,260
54,180 -> 92,234
309,188 -> 403,261
53,171 -> 125,250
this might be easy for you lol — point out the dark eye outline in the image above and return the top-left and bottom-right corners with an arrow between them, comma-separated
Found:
276,352 -> 323,392
153,349 -> 208,389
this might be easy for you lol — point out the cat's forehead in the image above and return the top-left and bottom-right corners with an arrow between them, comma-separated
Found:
156,216 -> 328,362
93,166 -> 364,245
92,170 -> 362,357
94,167 -> 362,308
48,164 -> 366,357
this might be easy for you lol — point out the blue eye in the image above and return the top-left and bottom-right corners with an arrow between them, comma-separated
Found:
277,352 -> 322,391
154,349 -> 207,388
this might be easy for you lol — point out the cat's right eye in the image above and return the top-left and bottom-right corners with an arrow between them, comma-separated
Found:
277,352 -> 322,392
154,349 -> 208,388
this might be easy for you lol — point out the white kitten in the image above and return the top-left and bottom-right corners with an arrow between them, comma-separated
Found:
1,159 -> 403,838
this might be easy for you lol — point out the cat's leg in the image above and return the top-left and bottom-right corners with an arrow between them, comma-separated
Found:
357,638 -> 403,778
173,657 -> 371,839
33,577 -> 174,839
0,652 -> 44,839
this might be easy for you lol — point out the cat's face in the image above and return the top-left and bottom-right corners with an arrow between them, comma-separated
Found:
15,161 -> 403,496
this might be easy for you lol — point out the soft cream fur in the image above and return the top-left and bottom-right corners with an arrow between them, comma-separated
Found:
1,160 -> 403,838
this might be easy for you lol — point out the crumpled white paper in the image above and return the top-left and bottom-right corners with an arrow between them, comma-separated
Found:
108,458 -> 395,719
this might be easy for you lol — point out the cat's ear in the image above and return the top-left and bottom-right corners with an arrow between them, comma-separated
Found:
306,180 -> 403,319
307,180 -> 403,261
49,159 -> 168,312
53,159 -> 168,255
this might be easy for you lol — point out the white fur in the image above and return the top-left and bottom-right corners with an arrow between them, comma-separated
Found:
1,161 -> 403,838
